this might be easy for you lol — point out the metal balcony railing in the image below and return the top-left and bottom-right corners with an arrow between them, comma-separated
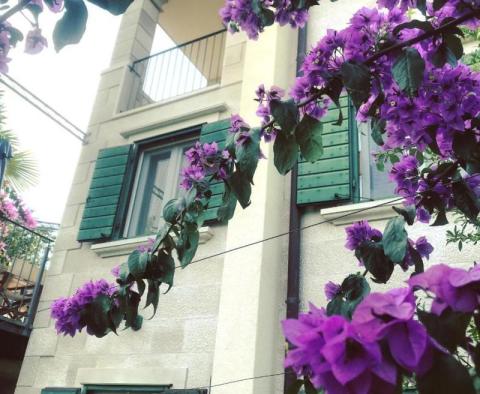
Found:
0,215 -> 54,335
128,29 -> 227,110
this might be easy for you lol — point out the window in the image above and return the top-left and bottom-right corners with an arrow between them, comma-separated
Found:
81,386 -> 206,394
124,138 -> 194,238
296,96 -> 395,207
83,385 -> 171,394
357,122 -> 395,202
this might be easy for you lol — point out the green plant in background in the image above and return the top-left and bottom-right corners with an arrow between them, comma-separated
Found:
463,48 -> 480,71
0,95 -> 38,192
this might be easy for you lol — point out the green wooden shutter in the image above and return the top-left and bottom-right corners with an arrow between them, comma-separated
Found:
199,119 -> 231,222
42,389 -> 80,394
77,145 -> 132,242
297,96 -> 359,205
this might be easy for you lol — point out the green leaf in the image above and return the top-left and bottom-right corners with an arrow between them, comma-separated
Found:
340,62 -> 371,109
432,209 -> 449,226
228,170 -> 252,209
5,26 -> 23,47
416,0 -> 427,14
163,198 -> 182,223
131,315 -> 143,331
452,179 -> 480,222
285,379 -> 304,394
324,78 -> 344,125
53,0 -> 88,52
382,217 -> 408,264
136,279 -> 145,297
177,224 -> 199,268
86,0 -> 133,15
417,353 -> 475,394
303,379 -> 317,394
432,0 -> 448,10
128,250 -> 148,279
273,130 -> 298,175
392,205 -> 416,225
452,131 -> 480,174
145,279 -> 160,316
392,47 -> 425,96
356,242 -> 394,284
152,224 -> 171,254
235,129 -> 260,182
371,118 -> 386,146
417,308 -> 471,353
83,295 -> 113,338
408,244 -> 424,274
326,274 -> 370,319
217,183 -> 237,222
431,43 -> 457,68
162,254 -> 176,292
270,99 -> 299,135
295,114 -> 324,162
445,34 -> 463,60
122,289 -> 141,330
392,20 -> 433,36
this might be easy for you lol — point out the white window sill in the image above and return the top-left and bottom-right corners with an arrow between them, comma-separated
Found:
320,198 -> 403,226
91,227 -> 214,258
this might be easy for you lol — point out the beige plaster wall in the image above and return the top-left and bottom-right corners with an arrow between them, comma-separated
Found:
298,0 -> 479,334
15,0 -> 248,392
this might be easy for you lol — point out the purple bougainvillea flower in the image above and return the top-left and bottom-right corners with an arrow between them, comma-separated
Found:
230,114 -> 250,134
352,287 -> 438,374
25,28 -> 48,55
401,236 -> 434,270
324,281 -> 342,301
283,304 -> 398,393
45,0 -> 63,12
111,265 -> 121,278
389,155 -> 418,204
409,264 -> 480,314
51,279 -> 116,336
345,220 -> 382,251
414,236 -> 433,259
136,237 -> 155,253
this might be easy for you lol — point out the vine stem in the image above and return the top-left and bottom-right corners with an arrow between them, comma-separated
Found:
0,0 -> 32,25
261,7 -> 480,132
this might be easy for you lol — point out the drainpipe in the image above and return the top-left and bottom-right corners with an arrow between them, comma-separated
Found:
0,138 -> 12,188
284,25 -> 307,393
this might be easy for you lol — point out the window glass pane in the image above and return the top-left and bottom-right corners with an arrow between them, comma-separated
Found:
369,140 -> 395,201
125,139 -> 197,238
128,148 -> 172,237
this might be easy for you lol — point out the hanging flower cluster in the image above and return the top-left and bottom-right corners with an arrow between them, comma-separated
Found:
344,219 -> 433,284
410,263 -> 480,315
180,141 -> 233,191
220,0 -> 312,39
51,279 -> 116,336
283,286 -> 444,393
0,188 -> 37,229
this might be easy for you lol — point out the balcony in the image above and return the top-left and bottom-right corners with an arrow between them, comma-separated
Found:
0,215 -> 54,336
127,29 -> 227,110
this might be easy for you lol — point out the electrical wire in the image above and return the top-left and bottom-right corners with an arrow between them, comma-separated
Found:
197,371 -> 287,391
0,74 -> 87,142
33,174 -> 480,312
176,172 -> 480,269
177,196 -> 405,269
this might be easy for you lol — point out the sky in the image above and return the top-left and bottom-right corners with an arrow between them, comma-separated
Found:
3,6 -> 122,224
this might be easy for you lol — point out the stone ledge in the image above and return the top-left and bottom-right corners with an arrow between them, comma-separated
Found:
76,367 -> 187,388
320,198 -> 402,226
91,227 -> 215,258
